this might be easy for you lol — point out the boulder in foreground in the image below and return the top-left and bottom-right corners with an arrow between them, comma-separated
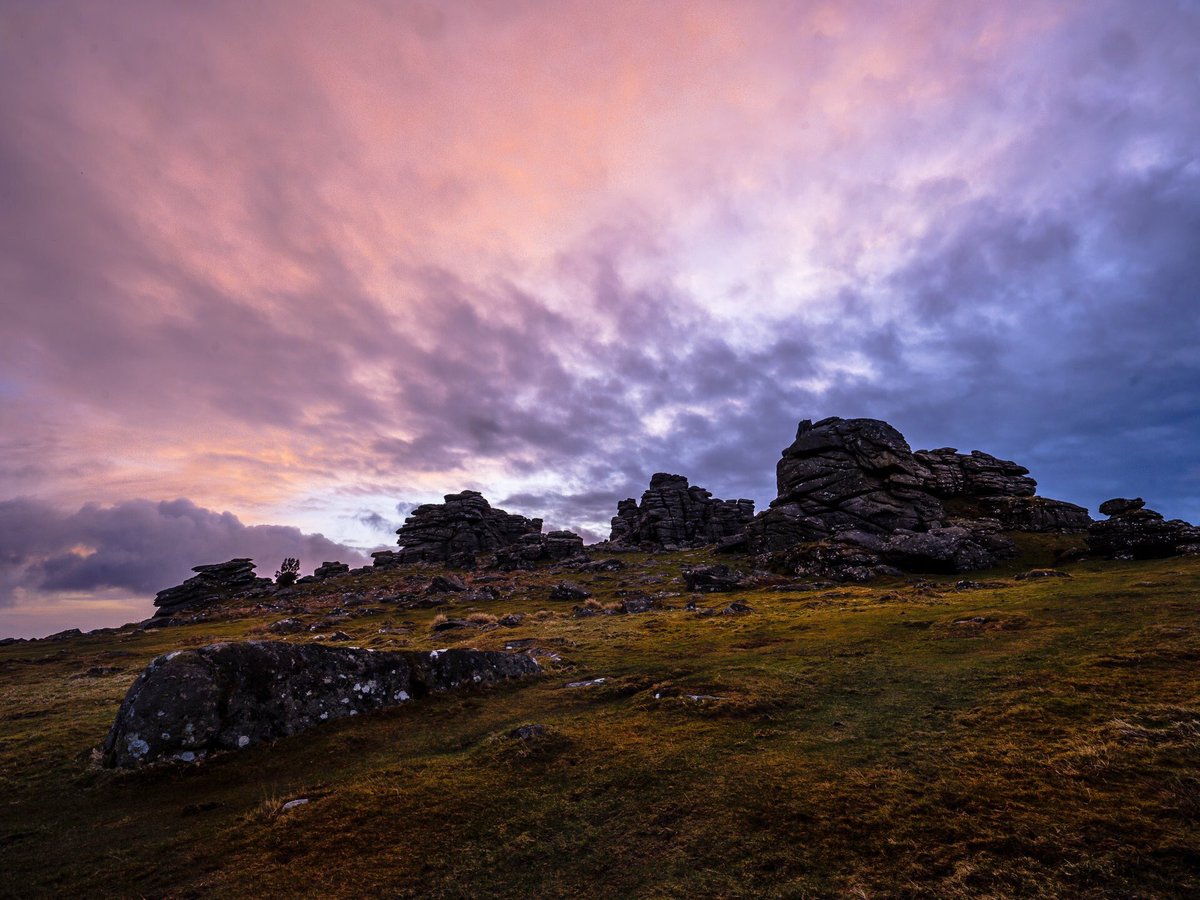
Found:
101,641 -> 539,768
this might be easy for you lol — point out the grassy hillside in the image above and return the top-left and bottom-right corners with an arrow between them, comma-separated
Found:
2,544 -> 1199,897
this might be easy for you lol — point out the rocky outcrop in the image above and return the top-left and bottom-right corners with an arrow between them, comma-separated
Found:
913,448 -> 1037,497
493,530 -> 585,569
744,418 -> 945,551
1086,499 -> 1200,559
970,495 -> 1091,533
609,473 -> 754,549
914,447 -> 1089,533
152,559 -> 271,618
395,491 -> 543,567
312,561 -> 350,580
101,641 -> 540,768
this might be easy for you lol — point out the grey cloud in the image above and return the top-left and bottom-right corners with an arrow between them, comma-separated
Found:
0,498 -> 367,605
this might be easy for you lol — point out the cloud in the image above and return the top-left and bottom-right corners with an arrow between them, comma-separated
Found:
0,497 -> 367,606
1,0 -> 1199,634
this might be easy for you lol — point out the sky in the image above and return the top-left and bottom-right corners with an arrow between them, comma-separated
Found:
2,0 -> 1199,637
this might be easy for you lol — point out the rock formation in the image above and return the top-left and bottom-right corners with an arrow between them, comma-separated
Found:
394,491 -> 543,567
744,418 -> 945,551
101,641 -> 540,767
609,473 -> 754,549
152,559 -> 272,618
1086,498 -> 1200,559
914,448 -> 1090,533
312,561 -> 350,579
494,530 -> 586,569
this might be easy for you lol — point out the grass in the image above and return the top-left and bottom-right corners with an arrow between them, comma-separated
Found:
1,543 -> 1198,897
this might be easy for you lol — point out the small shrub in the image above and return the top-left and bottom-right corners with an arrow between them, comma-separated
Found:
275,557 -> 301,586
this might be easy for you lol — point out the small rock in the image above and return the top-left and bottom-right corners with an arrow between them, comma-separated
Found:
281,799 -> 310,812
427,574 -> 468,593
550,581 -> 591,601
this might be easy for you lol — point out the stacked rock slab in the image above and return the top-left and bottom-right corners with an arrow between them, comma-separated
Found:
494,530 -> 586,569
609,473 -> 755,549
101,641 -> 540,767
153,559 -> 271,618
312,561 -> 350,579
395,491 -> 543,567
1087,498 -> 1200,559
914,448 -> 1090,533
745,418 -> 946,552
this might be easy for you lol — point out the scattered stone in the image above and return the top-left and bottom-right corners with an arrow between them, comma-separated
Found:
622,596 -> 655,614
44,628 -> 83,641
572,557 -> 626,573
1014,569 -> 1071,580
511,724 -> 547,740
550,581 -> 591,601
565,677 -> 607,688
101,642 -> 540,767
313,561 -> 350,580
281,799 -> 310,812
394,491 -> 542,567
609,473 -> 754,549
498,614 -> 525,628
153,559 -> 271,618
69,666 -> 122,679
682,564 -> 742,593
326,631 -> 352,642
718,601 -> 753,616
432,618 -> 471,632
268,618 -> 306,635
427,574 -> 469,593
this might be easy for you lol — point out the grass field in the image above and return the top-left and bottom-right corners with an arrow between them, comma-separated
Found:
2,543 -> 1198,897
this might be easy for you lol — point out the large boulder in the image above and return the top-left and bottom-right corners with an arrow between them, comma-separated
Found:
395,491 -> 543,567
972,495 -> 1091,533
913,448 -> 1037,497
101,642 -> 539,768
609,473 -> 754,549
914,447 -> 1090,533
494,530 -> 586,569
746,418 -> 945,547
153,559 -> 272,618
1087,500 -> 1200,559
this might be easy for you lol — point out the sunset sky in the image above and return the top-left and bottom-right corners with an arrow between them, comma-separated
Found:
2,0 -> 1199,637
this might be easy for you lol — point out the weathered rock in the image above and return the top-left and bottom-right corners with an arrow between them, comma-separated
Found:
550,581 -> 591,601
394,491 -> 542,566
312,561 -> 350,580
1087,501 -> 1200,559
101,642 -> 539,768
751,418 -> 945,545
972,496 -> 1092,533
427,574 -> 468,593
370,550 -> 404,570
759,538 -> 900,584
1098,497 -> 1145,517
609,473 -> 754,549
913,448 -> 1037,497
882,526 -> 1014,574
153,559 -> 271,618
913,447 -> 1089,533
494,530 -> 586,569
682,564 -> 743,593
